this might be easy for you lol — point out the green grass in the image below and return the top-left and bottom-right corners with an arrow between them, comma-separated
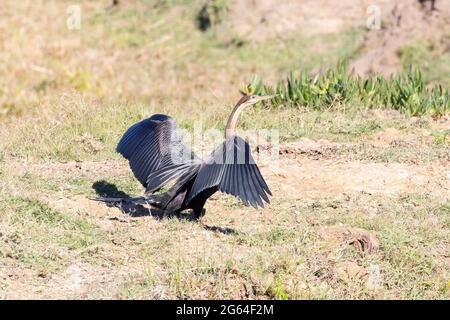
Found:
0,0 -> 449,300
266,276 -> 290,300
134,194 -> 447,299
235,227 -> 297,246
8,197 -> 101,249
0,197 -> 105,274
1,94 -> 444,163
1,163 -> 449,299
399,38 -> 450,88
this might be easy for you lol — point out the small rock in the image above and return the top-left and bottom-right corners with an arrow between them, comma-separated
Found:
367,264 -> 383,291
320,226 -> 380,253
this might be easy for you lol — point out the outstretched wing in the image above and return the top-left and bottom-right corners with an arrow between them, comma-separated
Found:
187,135 -> 271,208
116,114 -> 199,191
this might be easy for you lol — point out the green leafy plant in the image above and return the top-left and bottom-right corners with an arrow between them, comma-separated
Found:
253,62 -> 449,116
240,75 -> 262,95
431,130 -> 449,145
266,276 -> 289,300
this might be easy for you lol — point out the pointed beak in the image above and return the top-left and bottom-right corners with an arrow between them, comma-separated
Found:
254,94 -> 276,102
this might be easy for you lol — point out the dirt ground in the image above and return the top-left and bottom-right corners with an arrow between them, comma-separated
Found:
1,124 -> 449,299
0,0 -> 448,300
223,0 -> 450,76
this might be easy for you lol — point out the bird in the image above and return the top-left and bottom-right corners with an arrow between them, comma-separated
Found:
95,94 -> 274,219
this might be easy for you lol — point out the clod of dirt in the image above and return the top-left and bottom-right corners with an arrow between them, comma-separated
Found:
280,138 -> 341,155
371,109 -> 403,120
433,116 -> 450,132
371,128 -> 414,147
335,261 -> 369,281
320,226 -> 380,253
258,138 -> 349,157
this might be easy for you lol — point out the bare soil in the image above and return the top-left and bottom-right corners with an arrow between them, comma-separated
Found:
1,132 -> 449,298
225,0 -> 450,76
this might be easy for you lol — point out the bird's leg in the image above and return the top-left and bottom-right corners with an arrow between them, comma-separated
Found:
145,176 -> 189,210
191,208 -> 206,220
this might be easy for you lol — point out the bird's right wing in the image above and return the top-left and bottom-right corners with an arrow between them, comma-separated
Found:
116,114 -> 199,191
187,135 -> 271,208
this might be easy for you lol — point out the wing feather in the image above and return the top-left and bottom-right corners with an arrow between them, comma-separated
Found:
248,165 -> 270,203
117,114 -> 199,189
187,135 -> 271,208
244,165 -> 262,208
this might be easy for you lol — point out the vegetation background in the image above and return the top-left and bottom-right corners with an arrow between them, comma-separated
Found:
0,0 -> 449,299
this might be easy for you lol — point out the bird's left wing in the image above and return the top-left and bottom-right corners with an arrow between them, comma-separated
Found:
187,135 -> 271,208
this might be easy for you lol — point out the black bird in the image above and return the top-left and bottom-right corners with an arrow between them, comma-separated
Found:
95,94 -> 274,219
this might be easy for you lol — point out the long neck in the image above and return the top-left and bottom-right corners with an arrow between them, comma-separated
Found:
225,103 -> 246,138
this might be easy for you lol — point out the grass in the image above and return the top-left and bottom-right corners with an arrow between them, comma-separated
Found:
248,63 -> 449,116
1,94 -> 446,163
399,38 -> 450,89
0,197 -> 104,274
1,161 -> 449,298
0,0 -> 449,299
0,0 -> 364,162
149,194 -> 448,299
196,0 -> 229,31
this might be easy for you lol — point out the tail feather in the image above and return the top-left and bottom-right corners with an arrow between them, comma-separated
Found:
91,196 -> 148,204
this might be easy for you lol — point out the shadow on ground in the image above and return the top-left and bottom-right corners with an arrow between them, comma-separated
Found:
92,180 -> 162,218
92,180 -> 239,235
92,180 -> 130,198
202,225 -> 239,235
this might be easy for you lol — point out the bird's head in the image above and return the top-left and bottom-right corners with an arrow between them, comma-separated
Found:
225,94 -> 276,137
235,94 -> 275,108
